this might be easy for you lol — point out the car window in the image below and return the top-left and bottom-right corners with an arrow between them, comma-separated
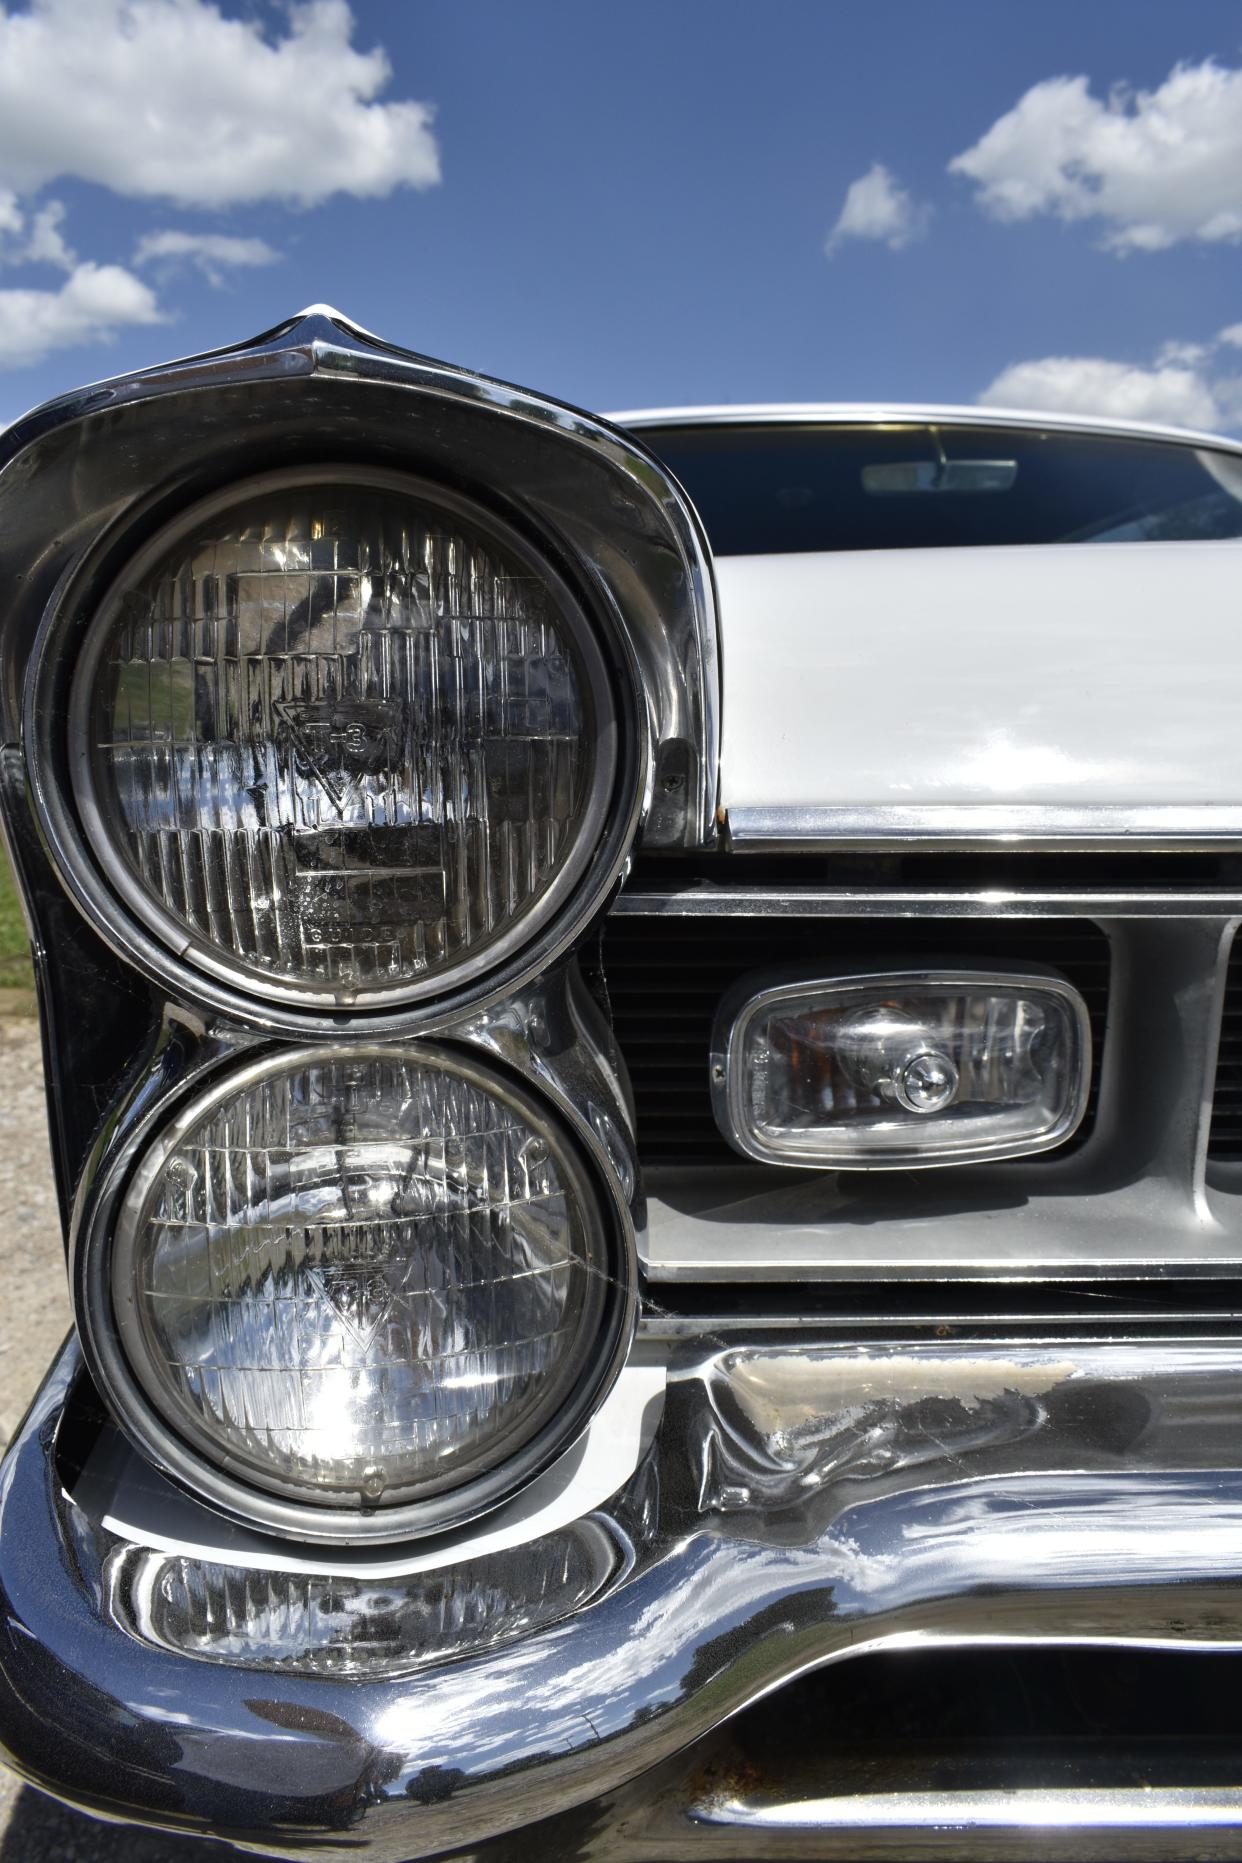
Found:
631,422 -> 1242,556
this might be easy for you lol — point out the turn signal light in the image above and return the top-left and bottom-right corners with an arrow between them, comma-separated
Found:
711,968 -> 1091,1168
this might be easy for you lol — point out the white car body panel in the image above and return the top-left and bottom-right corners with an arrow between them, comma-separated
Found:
615,403 -> 1242,841
713,540 -> 1241,823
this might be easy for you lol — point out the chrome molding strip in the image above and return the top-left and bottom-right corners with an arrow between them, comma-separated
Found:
692,1785 -> 1242,1833
727,803 -> 1242,853
612,399 -> 1242,457
675,1786 -> 1242,1860
615,884 -> 1242,919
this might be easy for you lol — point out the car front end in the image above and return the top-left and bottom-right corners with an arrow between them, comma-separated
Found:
4,308 -> 1242,1860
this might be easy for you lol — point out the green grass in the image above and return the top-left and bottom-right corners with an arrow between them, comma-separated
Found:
0,851 -> 35,1000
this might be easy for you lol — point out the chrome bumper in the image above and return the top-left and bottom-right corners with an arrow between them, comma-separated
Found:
5,1331 -> 1242,1859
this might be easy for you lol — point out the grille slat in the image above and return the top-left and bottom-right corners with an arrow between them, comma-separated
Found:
602,912 -> 1109,1168
1209,941 -> 1242,1159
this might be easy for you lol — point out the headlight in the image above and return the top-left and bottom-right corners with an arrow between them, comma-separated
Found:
83,1043 -> 629,1541
68,468 -> 618,1010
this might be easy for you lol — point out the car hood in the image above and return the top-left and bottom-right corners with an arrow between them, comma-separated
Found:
715,540 -> 1242,831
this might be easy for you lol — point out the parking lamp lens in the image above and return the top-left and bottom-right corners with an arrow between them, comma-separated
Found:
713,970 -> 1091,1167
108,1047 -> 614,1528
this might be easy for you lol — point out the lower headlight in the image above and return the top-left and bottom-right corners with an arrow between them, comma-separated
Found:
84,1044 -> 627,1541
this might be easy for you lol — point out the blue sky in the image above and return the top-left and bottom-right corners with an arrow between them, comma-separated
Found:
1,0 -> 1241,430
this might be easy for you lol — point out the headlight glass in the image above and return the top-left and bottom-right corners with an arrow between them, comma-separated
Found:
108,1046 -> 614,1527
72,474 -> 615,1008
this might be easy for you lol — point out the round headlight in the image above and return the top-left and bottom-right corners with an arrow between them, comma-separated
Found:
69,470 -> 618,1010
88,1044 -> 627,1540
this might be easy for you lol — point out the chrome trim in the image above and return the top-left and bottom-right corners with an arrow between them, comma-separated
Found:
615,883 -> 1242,919
709,966 -> 1091,1170
688,1786 -> 1242,1841
610,399 -> 1242,456
727,803 -> 1242,852
58,466 -> 620,1015
11,1332 -> 1242,1853
2,306 -> 720,1040
96,1355 -> 667,1580
68,965 -> 640,1544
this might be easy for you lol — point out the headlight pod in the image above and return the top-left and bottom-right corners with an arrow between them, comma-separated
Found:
77,1043 -> 633,1542
39,466 -> 625,1023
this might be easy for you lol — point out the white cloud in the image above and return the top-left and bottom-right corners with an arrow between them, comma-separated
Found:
134,230 -> 280,287
0,0 -> 440,209
0,193 -> 74,269
1154,338 -> 1209,370
0,261 -> 163,368
979,320 -> 1242,433
21,200 -> 72,269
826,162 -> 929,255
951,59 -> 1242,253
978,356 -> 1223,429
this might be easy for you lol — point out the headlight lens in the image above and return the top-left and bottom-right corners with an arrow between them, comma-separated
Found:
105,1046 -> 618,1534
71,474 -> 616,1008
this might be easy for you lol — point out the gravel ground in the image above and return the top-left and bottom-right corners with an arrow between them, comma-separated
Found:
0,1015 -> 237,1861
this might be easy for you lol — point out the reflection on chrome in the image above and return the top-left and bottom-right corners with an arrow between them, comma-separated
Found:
10,1334 -> 1242,1858
105,1518 -> 619,1676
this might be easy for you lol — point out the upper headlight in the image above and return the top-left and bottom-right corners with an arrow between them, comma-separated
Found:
68,469 -> 618,1010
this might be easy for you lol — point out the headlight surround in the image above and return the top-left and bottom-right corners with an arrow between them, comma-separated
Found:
76,1042 -> 633,1542
37,465 -> 629,1025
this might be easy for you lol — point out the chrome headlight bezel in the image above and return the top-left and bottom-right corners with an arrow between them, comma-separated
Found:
72,1038 -> 638,1545
28,463 -> 639,1033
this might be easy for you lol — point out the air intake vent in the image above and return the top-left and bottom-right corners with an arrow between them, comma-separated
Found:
601,914 -> 1109,1168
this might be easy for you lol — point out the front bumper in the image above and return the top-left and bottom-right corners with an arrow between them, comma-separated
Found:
6,1331 -> 1242,1859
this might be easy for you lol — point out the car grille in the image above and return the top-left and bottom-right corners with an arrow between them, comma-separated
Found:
1209,937 -> 1242,1161
601,912 -> 1110,1168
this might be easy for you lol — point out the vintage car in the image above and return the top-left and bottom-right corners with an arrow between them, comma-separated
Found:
2,305 -> 1242,1861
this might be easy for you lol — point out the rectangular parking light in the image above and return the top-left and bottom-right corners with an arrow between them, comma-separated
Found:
711,968 -> 1091,1168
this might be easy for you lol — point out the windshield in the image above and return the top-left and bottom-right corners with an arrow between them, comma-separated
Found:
632,422 -> 1242,556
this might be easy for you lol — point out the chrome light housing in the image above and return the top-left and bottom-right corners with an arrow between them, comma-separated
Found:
17,307 -> 719,1037
0,308 -> 707,1541
75,1042 -> 633,1542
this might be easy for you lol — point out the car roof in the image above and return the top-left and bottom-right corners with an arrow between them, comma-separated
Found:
606,402 -> 1242,456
